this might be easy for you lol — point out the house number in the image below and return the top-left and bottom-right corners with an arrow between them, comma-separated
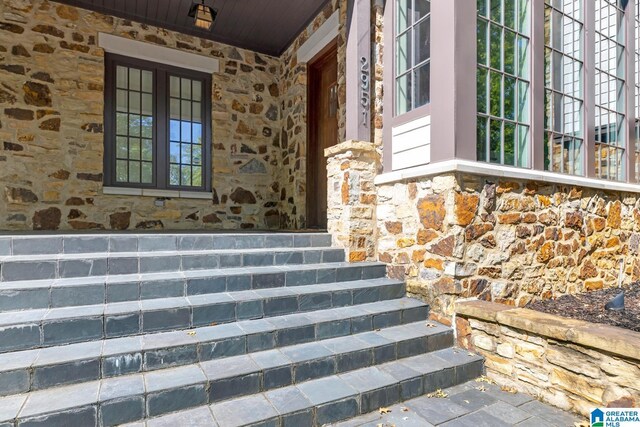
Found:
360,56 -> 370,128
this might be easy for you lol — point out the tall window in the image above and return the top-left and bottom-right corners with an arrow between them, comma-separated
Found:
544,0 -> 585,175
477,0 -> 531,167
105,54 -> 212,191
395,0 -> 431,115
635,0 -> 640,181
594,0 -> 626,180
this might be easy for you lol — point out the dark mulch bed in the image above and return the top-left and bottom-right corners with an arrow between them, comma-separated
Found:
526,283 -> 640,333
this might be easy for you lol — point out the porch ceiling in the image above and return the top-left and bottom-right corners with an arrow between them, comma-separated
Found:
53,0 -> 330,56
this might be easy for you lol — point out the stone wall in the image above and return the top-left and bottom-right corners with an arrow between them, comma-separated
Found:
277,0 -> 340,229
375,172 -> 640,322
0,0 -> 346,231
456,300 -> 640,416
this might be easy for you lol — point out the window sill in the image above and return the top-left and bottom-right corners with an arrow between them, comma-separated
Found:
374,159 -> 640,194
103,187 -> 213,200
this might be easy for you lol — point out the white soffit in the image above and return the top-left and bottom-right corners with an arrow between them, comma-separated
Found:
98,33 -> 220,74
297,11 -> 339,63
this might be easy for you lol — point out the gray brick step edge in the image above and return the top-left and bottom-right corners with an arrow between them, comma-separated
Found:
0,347 -> 484,427
0,278 -> 406,354
0,319 -> 451,402
0,247 -> 346,282
0,298 -> 429,396
0,262 -> 387,310
0,233 -> 333,256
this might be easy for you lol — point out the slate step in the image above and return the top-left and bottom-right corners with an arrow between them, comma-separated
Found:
0,278 -> 406,354
0,319 -> 450,406
0,247 -> 346,282
0,297 -> 429,395
0,262 -> 387,311
0,233 -> 332,256
0,347 -> 483,427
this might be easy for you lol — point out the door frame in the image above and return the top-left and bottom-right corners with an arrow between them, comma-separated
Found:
306,39 -> 338,229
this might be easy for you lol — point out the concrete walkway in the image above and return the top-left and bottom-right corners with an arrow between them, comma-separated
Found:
334,380 -> 585,427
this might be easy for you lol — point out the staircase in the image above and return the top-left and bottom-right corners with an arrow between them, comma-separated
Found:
0,232 -> 483,426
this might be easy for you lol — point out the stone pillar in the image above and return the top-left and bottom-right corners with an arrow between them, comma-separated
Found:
325,140 -> 380,262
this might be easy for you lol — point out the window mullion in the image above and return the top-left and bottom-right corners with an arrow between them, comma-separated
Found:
156,69 -> 168,190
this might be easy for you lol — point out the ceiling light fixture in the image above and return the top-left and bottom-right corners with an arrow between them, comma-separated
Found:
188,0 -> 217,31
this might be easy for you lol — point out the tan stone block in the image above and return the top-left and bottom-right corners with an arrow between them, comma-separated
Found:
483,352 -> 514,375
456,300 -> 516,322
496,308 -> 583,342
550,367 -> 605,404
545,345 -> 600,379
496,342 -> 515,359
472,333 -> 496,351
514,340 -> 546,363
567,324 -> 640,362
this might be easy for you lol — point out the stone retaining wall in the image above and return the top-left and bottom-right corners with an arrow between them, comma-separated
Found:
455,300 -> 640,416
375,172 -> 640,322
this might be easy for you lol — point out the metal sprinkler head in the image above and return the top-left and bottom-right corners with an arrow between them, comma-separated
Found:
605,291 -> 625,312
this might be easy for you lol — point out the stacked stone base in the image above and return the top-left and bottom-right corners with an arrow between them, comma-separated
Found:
456,300 -> 640,417
373,172 -> 640,321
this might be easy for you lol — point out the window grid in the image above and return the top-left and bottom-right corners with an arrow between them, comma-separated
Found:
169,76 -> 204,188
477,0 -> 532,167
594,0 -> 626,181
543,0 -> 585,176
395,0 -> 431,115
115,66 -> 154,185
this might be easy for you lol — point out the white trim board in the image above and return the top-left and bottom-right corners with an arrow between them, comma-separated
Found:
103,187 -> 213,200
374,159 -> 640,194
297,11 -> 339,63
98,33 -> 220,74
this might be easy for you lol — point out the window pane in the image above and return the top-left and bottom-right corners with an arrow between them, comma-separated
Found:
490,119 -> 502,163
415,16 -> 430,64
477,116 -> 488,161
397,0 -> 411,33
129,68 -> 140,91
414,0 -> 430,23
504,76 -> 516,120
490,24 -> 502,70
142,139 -> 153,161
129,92 -> 141,114
129,138 -> 141,160
504,121 -> 516,165
192,80 -> 202,101
192,166 -> 202,187
478,19 -> 488,65
116,160 -> 128,182
414,63 -> 430,108
504,29 -> 516,75
490,71 -> 502,117
116,90 -> 127,112
142,71 -> 153,93
477,68 -> 488,114
129,162 -> 140,183
490,0 -> 502,23
170,76 -> 180,98
142,94 -> 153,116
116,137 -> 128,158
396,73 -> 411,115
141,162 -> 153,183
396,31 -> 412,75
170,165 -> 180,186
116,66 -> 128,89
181,166 -> 192,186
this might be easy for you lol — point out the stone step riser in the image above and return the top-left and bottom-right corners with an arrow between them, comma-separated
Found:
2,328 -> 451,398
0,233 -> 333,256
0,302 -> 428,396
0,263 -> 387,310
1,354 -> 484,427
0,248 -> 346,282
0,282 -> 407,355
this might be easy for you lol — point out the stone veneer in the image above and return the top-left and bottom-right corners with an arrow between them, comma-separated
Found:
456,300 -> 640,416
326,140 -> 380,262
0,0 -> 343,231
374,172 -> 640,321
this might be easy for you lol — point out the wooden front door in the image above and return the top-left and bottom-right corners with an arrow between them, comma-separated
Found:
307,43 -> 338,229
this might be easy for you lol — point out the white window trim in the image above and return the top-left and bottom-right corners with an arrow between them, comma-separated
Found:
297,11 -> 339,63
103,187 -> 213,200
374,159 -> 640,194
98,33 -> 220,74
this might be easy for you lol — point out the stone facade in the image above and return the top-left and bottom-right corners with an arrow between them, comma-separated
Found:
456,300 -> 640,417
374,172 -> 640,322
277,0 -> 341,229
0,0 -> 346,231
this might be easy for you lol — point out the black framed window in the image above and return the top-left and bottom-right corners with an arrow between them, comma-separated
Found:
104,54 -> 212,192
